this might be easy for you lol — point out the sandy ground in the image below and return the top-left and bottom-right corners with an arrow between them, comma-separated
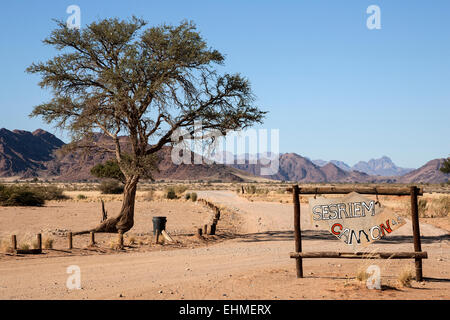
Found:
0,199 -> 217,254
0,191 -> 449,300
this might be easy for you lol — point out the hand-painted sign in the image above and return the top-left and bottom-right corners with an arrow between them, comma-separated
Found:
309,192 -> 406,250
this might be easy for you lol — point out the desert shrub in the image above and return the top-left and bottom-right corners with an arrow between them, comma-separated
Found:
184,193 -> 191,200
430,197 -> 450,217
398,266 -> 415,287
255,188 -> 269,195
418,199 -> 428,218
191,192 -> 198,202
165,185 -> 188,199
1,190 -> 45,207
173,185 -> 188,195
127,236 -> 136,245
165,187 -> 177,200
99,180 -> 124,194
35,185 -> 68,200
356,268 -> 369,282
0,184 -> 68,206
0,240 -> 13,253
43,237 -> 54,249
18,243 -> 30,250
77,194 -> 87,200
244,185 -> 257,194
32,240 -> 40,249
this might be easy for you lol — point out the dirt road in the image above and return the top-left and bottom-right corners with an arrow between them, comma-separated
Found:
0,191 -> 449,299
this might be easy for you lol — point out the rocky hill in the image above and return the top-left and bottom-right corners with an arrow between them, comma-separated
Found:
396,159 -> 449,184
0,128 -> 64,177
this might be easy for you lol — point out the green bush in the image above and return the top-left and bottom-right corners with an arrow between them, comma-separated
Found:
2,191 -> 45,206
77,194 -> 87,200
244,185 -> 257,194
191,192 -> 198,202
166,187 -> 177,200
0,184 -> 61,206
184,193 -> 191,200
99,180 -> 124,194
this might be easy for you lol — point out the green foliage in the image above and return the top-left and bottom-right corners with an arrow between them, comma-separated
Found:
165,187 -> 177,200
440,157 -> 450,174
184,193 -> 191,200
99,180 -> 124,194
190,192 -> 198,202
0,184 -> 67,206
77,194 -> 87,200
91,160 -> 126,183
244,185 -> 257,194
2,191 -> 45,207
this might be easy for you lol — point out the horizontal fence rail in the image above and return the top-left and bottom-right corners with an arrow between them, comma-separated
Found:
286,186 -> 423,196
290,251 -> 428,259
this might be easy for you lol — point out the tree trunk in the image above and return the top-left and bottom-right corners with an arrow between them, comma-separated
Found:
74,176 -> 139,235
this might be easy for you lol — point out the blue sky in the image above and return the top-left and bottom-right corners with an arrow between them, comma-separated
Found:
0,0 -> 449,168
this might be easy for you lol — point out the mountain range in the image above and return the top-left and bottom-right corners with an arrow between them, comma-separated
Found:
311,156 -> 414,176
0,128 -> 448,183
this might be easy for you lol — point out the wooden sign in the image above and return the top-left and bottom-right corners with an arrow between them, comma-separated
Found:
309,192 -> 406,250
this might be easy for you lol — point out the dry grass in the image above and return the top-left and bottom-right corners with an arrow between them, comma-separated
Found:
31,240 -> 39,249
18,243 -> 30,250
43,237 -> 54,249
398,265 -> 415,287
109,238 -> 120,250
402,194 -> 450,218
127,236 -> 136,245
0,240 -> 14,253
356,266 -> 370,282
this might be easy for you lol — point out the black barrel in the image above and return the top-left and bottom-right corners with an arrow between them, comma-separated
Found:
152,216 -> 167,235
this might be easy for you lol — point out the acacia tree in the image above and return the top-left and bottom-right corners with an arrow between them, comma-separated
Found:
91,160 -> 126,184
440,157 -> 450,174
28,17 -> 265,234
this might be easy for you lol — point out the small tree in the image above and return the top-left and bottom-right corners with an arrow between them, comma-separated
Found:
440,157 -> 450,174
91,159 -> 126,184
27,17 -> 265,234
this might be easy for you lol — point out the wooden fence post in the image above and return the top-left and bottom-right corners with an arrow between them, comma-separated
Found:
118,231 -> 124,249
209,224 -> 216,235
68,232 -> 73,249
203,224 -> 208,235
410,186 -> 423,281
11,235 -> 17,250
37,234 -> 42,250
90,232 -> 95,246
197,228 -> 203,237
293,185 -> 303,278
